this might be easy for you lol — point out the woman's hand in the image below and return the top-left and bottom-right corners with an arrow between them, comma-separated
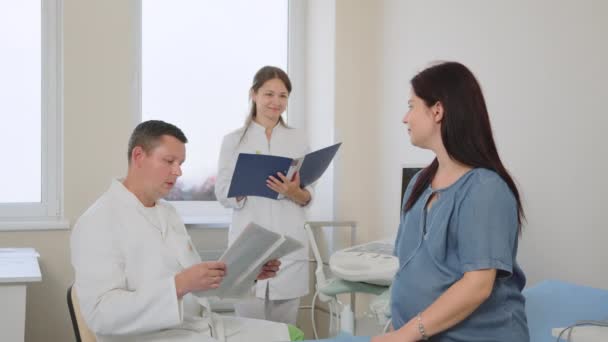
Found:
256,259 -> 281,280
371,331 -> 412,342
266,172 -> 311,205
371,323 -> 419,342
267,172 -> 300,198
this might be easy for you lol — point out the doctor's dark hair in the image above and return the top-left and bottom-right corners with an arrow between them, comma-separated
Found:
403,61 -> 525,231
239,66 -> 291,142
127,120 -> 188,164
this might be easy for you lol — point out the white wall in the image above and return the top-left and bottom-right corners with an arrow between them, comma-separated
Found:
333,0 -> 608,288
302,0 -> 337,221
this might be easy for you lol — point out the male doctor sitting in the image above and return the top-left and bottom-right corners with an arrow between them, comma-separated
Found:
70,120 -> 289,342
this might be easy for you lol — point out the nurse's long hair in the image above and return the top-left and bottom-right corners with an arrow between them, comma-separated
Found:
404,62 -> 525,231
239,66 -> 291,143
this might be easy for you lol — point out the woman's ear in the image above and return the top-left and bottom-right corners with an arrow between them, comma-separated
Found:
432,102 -> 444,123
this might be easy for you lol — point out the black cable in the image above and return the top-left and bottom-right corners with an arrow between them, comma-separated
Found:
555,320 -> 608,342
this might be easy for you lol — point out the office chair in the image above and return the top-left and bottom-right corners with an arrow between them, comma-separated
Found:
67,285 -> 96,342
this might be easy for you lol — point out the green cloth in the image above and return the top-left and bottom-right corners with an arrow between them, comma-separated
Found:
288,324 -> 305,341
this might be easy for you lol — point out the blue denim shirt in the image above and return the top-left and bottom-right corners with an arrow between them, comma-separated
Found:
391,168 -> 529,342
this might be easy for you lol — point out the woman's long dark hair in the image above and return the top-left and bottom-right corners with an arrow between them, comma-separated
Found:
404,62 -> 525,230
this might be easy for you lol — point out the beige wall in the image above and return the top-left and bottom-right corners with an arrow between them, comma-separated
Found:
331,0 -> 608,325
332,0 -> 608,289
334,0 -> 383,244
1,1 -> 137,341
4,0 -> 608,340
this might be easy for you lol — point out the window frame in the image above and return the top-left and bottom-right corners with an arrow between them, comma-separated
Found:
0,0 -> 66,231
135,0 -> 305,225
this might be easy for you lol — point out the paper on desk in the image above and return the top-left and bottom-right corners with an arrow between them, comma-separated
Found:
0,248 -> 42,281
0,248 -> 40,258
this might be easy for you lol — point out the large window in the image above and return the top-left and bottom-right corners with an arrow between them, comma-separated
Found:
0,0 -> 63,229
141,0 -> 296,223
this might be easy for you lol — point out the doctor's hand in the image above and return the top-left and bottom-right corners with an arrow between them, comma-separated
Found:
256,259 -> 281,280
174,261 -> 226,299
267,172 -> 311,206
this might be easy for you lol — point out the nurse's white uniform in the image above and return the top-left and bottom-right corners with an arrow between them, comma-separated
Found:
215,122 -> 313,323
70,180 -> 290,342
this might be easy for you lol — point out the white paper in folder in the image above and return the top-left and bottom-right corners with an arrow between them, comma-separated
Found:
194,222 -> 303,299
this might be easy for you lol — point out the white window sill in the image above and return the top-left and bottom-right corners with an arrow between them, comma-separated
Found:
182,215 -> 231,229
0,219 -> 70,231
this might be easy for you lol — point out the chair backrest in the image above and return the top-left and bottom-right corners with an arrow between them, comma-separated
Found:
67,285 -> 97,342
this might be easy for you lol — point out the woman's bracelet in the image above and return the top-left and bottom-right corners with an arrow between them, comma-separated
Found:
417,312 -> 429,340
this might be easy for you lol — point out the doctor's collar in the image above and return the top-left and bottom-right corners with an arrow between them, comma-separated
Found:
113,178 -> 158,209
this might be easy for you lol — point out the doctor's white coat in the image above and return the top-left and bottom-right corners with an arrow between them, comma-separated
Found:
215,121 -> 312,300
70,180 -> 289,342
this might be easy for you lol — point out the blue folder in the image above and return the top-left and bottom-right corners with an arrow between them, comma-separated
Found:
227,143 -> 342,199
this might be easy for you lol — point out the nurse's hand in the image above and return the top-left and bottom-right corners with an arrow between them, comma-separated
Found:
174,261 -> 226,299
267,172 -> 311,206
256,259 -> 281,280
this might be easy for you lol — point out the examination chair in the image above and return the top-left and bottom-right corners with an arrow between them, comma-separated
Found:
523,280 -> 608,341
302,280 -> 608,342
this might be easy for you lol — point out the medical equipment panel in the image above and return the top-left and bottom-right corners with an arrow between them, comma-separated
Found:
329,240 -> 398,286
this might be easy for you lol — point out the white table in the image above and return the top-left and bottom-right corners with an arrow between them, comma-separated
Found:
0,248 -> 42,342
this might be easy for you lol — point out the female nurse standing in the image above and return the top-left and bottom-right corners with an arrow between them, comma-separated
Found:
373,62 -> 529,342
215,66 -> 312,326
